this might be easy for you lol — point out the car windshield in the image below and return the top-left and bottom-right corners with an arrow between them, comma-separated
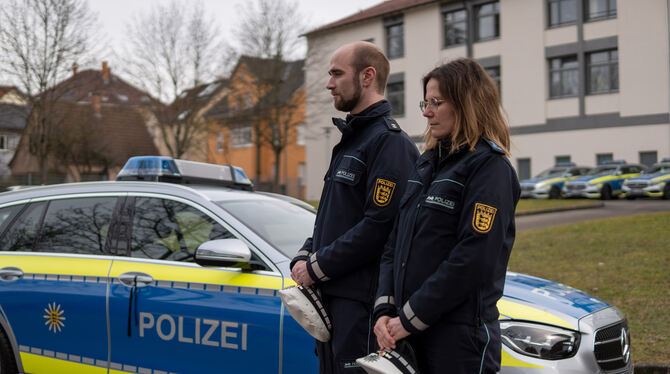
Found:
643,164 -> 670,174
534,167 -> 568,179
217,199 -> 315,258
587,166 -> 618,176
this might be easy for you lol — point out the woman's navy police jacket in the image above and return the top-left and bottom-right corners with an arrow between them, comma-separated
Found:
374,138 -> 520,334
290,100 -> 419,304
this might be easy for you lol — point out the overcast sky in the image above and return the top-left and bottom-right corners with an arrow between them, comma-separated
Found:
92,0 -> 383,65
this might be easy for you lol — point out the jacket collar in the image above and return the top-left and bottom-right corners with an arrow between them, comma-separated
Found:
332,100 -> 391,136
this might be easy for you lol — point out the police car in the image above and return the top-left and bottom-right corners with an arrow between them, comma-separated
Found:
519,163 -> 591,199
562,160 -> 646,199
621,158 -> 670,199
0,157 -> 631,373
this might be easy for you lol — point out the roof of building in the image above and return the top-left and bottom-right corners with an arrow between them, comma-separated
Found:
9,101 -> 158,174
48,62 -> 158,107
205,57 -> 304,119
306,0 -> 435,36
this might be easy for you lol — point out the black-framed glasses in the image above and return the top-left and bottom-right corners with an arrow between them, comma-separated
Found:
419,98 -> 445,112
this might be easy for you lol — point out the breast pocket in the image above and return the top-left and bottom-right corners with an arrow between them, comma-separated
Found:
422,179 -> 463,215
333,155 -> 366,186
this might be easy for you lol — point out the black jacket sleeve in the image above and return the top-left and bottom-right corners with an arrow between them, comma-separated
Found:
373,215 -> 400,321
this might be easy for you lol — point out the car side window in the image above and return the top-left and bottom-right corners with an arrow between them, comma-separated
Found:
0,204 -> 22,236
130,197 -> 234,262
0,202 -> 47,251
34,197 -> 117,255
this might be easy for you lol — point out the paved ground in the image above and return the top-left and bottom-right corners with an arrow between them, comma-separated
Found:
516,199 -> 670,231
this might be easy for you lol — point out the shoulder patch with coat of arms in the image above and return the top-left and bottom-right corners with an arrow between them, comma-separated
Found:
373,178 -> 396,207
472,203 -> 497,233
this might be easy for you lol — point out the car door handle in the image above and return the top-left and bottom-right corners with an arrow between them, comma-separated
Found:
0,267 -> 24,282
118,272 -> 154,288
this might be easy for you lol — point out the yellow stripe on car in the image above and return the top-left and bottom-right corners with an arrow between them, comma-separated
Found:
21,353 -> 106,374
501,350 -> 543,368
0,254 -> 111,277
497,299 -> 575,329
109,261 -> 283,290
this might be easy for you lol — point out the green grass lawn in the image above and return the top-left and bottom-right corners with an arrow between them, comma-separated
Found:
516,198 -> 601,213
509,211 -> 670,364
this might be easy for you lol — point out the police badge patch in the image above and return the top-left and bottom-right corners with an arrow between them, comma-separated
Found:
373,178 -> 396,207
472,202 -> 497,233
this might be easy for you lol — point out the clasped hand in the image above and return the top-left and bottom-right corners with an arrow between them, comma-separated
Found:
374,315 -> 410,350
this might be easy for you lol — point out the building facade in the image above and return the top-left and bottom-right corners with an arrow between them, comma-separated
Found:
304,0 -> 670,199
0,87 -> 27,180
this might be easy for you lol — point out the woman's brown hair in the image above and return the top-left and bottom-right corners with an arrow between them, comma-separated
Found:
422,58 -> 510,156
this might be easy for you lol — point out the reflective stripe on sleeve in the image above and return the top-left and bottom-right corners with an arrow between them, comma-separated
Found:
402,302 -> 429,331
309,253 -> 330,281
374,296 -> 395,310
295,250 -> 310,258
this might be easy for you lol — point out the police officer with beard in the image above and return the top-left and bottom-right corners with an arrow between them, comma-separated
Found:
291,41 -> 418,373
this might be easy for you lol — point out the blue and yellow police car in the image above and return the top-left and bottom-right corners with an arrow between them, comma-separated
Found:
562,160 -> 646,199
519,163 -> 591,199
0,157 -> 631,373
622,158 -> 670,199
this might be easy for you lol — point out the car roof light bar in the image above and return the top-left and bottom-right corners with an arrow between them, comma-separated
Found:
117,156 -> 253,191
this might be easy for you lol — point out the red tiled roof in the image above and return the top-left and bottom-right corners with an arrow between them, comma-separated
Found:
306,0 -> 436,36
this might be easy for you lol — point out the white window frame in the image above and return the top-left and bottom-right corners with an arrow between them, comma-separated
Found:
230,126 -> 252,148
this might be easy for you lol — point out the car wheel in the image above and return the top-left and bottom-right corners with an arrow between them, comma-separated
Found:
663,184 -> 670,200
601,185 -> 612,200
549,186 -> 561,199
0,327 -> 18,374
625,195 -> 636,200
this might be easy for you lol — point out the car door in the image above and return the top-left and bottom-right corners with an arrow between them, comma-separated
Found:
106,195 -> 285,373
0,196 -> 118,373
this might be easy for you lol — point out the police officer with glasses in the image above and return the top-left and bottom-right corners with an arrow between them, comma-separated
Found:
373,58 -> 520,374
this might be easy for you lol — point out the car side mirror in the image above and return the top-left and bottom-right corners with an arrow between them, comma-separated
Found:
616,171 -> 622,176
195,239 -> 252,267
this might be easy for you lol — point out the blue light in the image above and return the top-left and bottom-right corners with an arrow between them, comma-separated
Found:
117,156 -> 180,178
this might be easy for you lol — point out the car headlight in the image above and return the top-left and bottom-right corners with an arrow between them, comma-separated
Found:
623,180 -> 629,186
500,321 -> 580,360
536,183 -> 549,191
648,180 -> 662,188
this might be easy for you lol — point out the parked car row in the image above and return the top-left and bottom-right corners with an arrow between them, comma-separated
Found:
521,159 -> 670,200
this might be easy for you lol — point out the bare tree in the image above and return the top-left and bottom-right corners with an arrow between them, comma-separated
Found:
122,0 -> 234,159
232,0 -> 307,192
0,0 -> 100,182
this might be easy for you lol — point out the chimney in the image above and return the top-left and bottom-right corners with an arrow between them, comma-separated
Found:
92,94 -> 101,117
102,61 -> 110,83
72,62 -> 78,75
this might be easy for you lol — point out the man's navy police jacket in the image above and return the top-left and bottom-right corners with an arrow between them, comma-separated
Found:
374,139 -> 520,334
290,100 -> 419,304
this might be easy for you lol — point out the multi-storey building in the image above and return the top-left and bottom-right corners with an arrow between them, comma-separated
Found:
303,0 -> 670,199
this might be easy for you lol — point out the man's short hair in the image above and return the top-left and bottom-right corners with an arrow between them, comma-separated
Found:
351,43 -> 390,94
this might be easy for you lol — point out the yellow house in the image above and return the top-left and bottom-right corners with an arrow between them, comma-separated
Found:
205,56 -> 306,199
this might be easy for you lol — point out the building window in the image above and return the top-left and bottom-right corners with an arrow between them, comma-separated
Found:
384,16 -> 404,59
517,158 -> 531,180
548,0 -> 577,27
555,155 -> 571,164
231,126 -> 252,148
596,153 -> 613,165
0,135 -> 6,150
586,0 -> 616,21
443,9 -> 467,47
216,131 -> 224,153
386,73 -> 405,117
587,49 -> 618,94
475,2 -> 500,41
549,55 -> 579,98
639,151 -> 657,167
485,66 -> 501,98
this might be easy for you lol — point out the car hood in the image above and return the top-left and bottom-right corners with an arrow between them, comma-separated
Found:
499,272 -> 610,329
627,172 -> 670,181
